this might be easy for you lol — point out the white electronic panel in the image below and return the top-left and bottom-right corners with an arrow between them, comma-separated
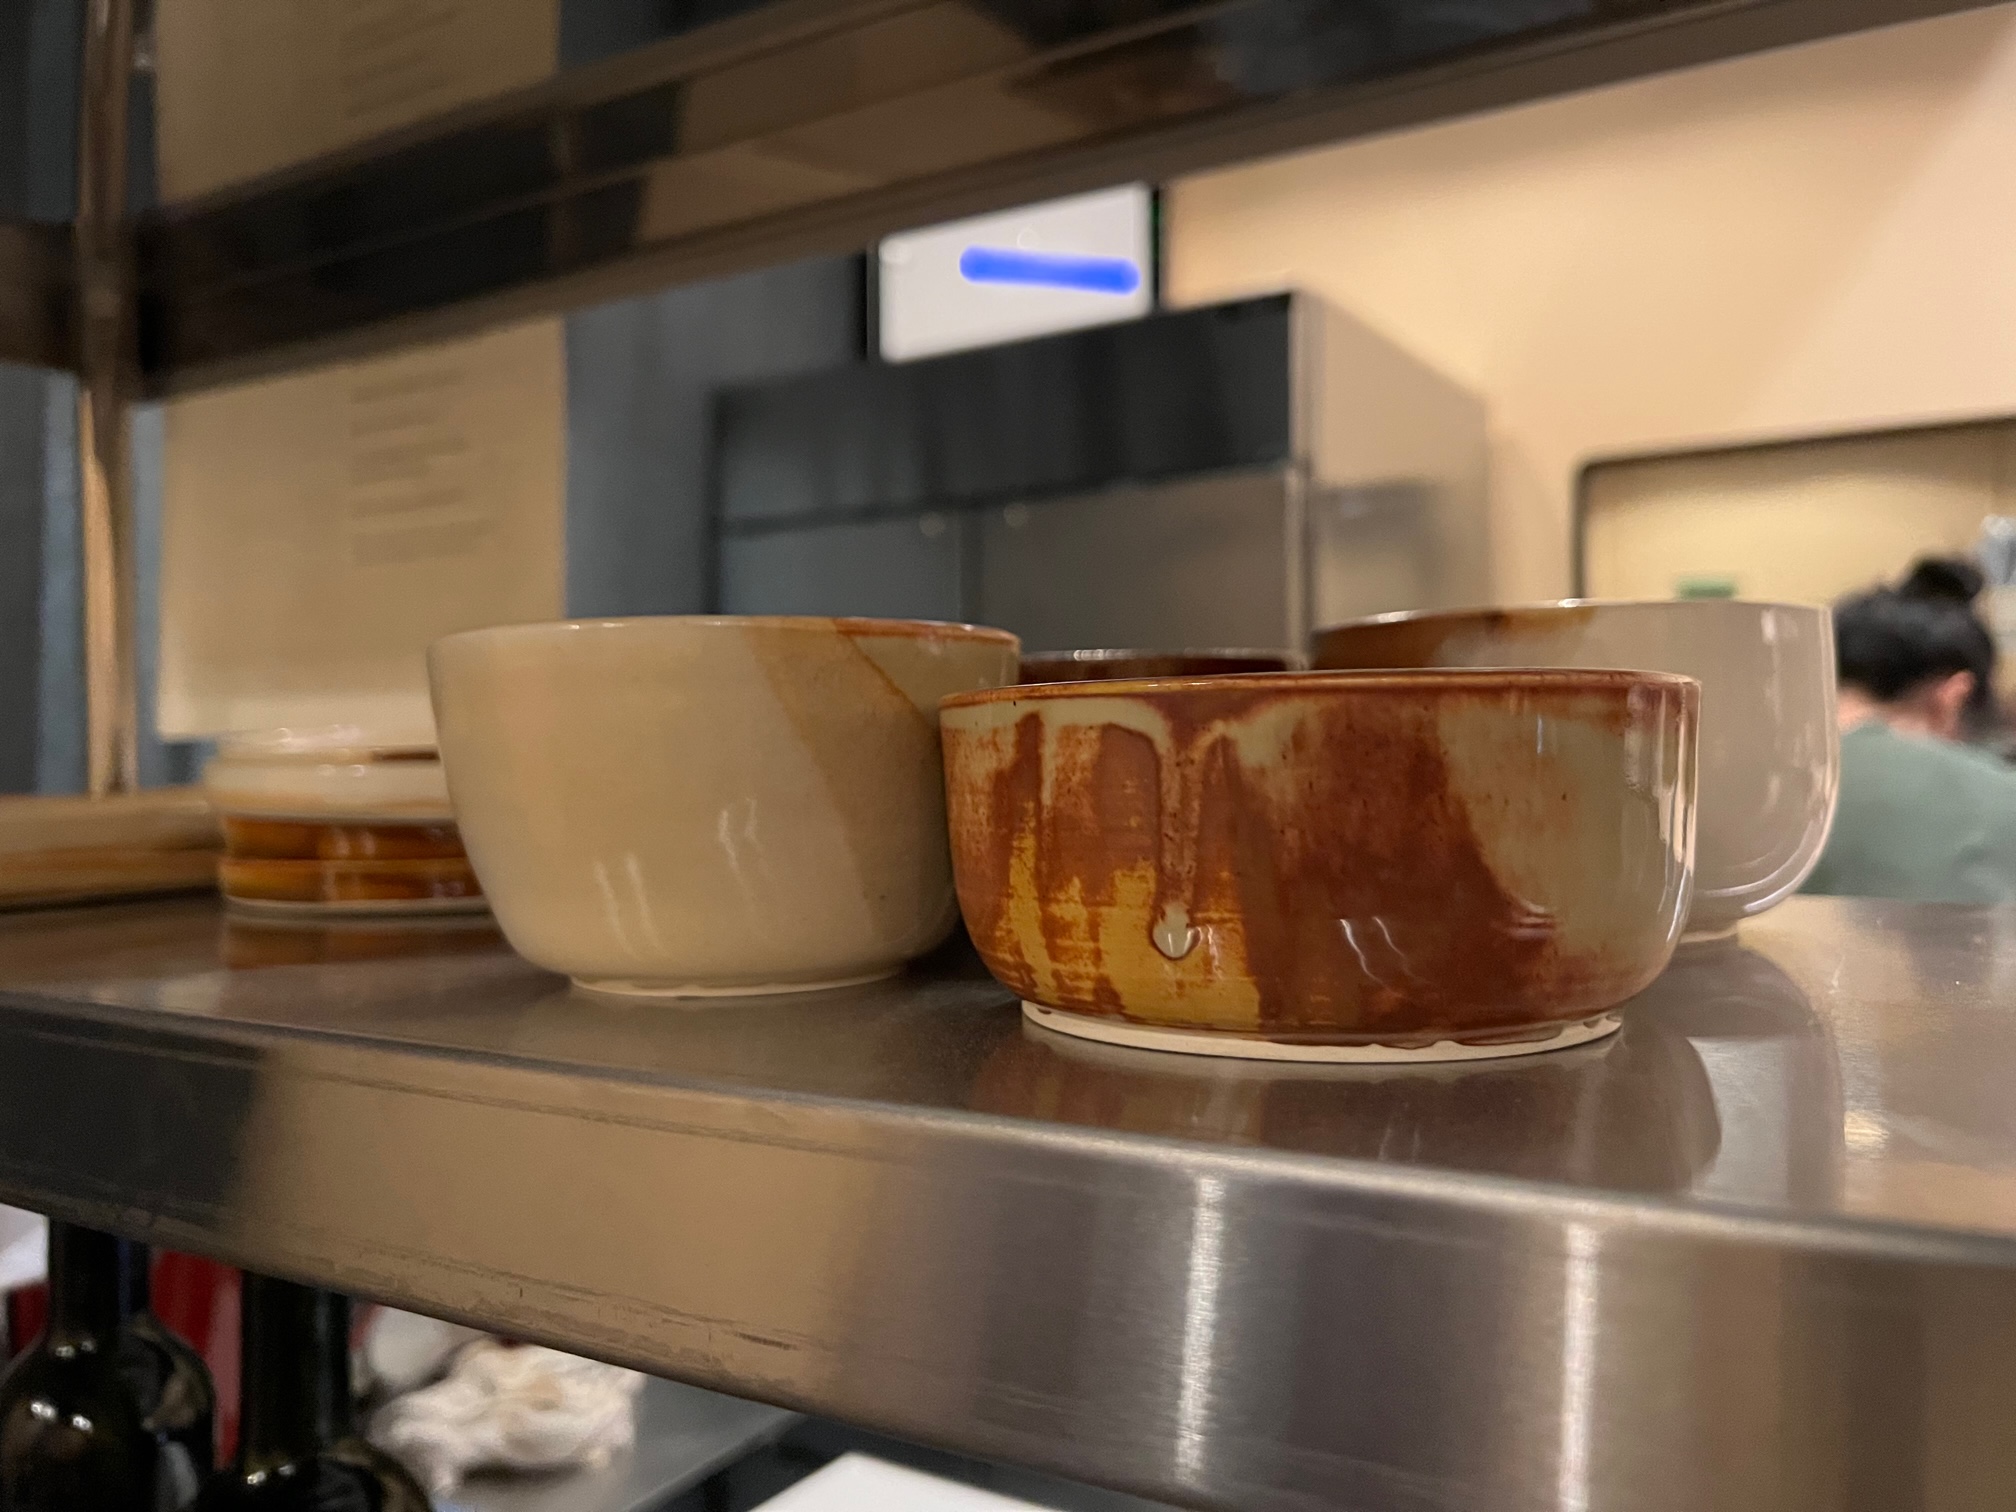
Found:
877,185 -> 1154,362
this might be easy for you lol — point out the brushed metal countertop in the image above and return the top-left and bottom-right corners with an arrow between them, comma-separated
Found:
0,895 -> 2011,1510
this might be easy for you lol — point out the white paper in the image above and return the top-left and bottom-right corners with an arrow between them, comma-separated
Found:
158,319 -> 567,743
756,1456 -> 1056,1512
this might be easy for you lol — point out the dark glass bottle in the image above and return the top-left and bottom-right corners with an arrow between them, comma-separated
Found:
0,1224 -> 160,1511
113,1244 -> 216,1509
193,1278 -> 427,1511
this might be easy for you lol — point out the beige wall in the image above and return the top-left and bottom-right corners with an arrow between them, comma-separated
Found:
1166,3 -> 2016,602
1582,425 -> 2016,604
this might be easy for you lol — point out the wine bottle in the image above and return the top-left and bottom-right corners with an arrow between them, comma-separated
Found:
0,1223 -> 160,1511
193,1277 -> 427,1511
113,1244 -> 215,1509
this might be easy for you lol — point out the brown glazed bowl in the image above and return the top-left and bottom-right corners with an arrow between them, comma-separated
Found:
1017,649 -> 1299,683
940,670 -> 1700,1050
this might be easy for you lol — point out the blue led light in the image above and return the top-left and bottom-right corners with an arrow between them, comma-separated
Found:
958,246 -> 1143,295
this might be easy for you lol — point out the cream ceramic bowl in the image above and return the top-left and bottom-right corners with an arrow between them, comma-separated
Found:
1311,600 -> 1837,940
942,669 -> 1699,1058
429,616 -> 1019,996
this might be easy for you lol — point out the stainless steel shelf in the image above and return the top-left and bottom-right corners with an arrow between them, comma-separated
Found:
0,220 -> 72,371
133,0 -> 1998,394
2,895 -> 2015,1509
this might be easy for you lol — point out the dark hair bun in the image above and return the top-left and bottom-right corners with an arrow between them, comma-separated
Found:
1900,555 -> 1985,605
1836,565 -> 1999,737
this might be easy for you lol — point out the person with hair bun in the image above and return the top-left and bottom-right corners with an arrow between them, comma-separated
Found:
1803,554 -> 2016,903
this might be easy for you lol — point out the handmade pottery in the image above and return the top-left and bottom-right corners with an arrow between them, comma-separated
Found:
1312,600 -> 1837,939
941,669 -> 1698,1058
430,616 -> 1018,995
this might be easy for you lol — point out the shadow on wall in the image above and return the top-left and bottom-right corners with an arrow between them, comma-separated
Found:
564,254 -> 865,619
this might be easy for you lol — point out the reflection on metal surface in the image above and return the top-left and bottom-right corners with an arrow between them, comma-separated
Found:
0,899 -> 2014,1505
1172,1171 -> 1224,1485
714,293 -> 1488,646
1555,1220 -> 1599,1512
217,913 -> 505,971
153,0 -> 561,203
136,0 -> 2005,391
1645,936 -> 1844,1210
975,999 -> 1718,1188
978,470 -> 1301,651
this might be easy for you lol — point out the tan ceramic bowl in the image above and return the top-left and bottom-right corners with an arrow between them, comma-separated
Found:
941,670 -> 1699,1052
1311,601 -> 1837,939
431,616 -> 1019,996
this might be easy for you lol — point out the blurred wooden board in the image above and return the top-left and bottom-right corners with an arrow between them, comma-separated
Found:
0,791 -> 219,909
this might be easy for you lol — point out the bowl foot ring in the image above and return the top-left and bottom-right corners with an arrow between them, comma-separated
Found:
1020,1002 -> 1623,1062
574,965 -> 903,999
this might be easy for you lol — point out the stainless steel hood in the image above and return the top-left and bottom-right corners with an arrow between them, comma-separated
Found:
711,291 -> 1489,650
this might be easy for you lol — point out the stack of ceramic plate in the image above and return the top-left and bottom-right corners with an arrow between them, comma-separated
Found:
204,730 -> 484,916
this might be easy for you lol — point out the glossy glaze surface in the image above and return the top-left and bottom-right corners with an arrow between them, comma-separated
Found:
1313,599 -> 1840,937
0,896 -> 2013,1510
941,669 -> 1698,1044
430,616 -> 1018,994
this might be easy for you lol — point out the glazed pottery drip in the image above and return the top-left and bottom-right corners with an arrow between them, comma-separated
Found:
940,669 -> 1701,1049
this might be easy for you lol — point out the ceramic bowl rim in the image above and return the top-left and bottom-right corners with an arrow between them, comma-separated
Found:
942,666 -> 1698,709
1313,597 -> 1828,640
1018,647 -> 1302,665
433,615 -> 1019,655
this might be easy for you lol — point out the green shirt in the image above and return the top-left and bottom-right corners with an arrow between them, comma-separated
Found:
1802,721 -> 2016,904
